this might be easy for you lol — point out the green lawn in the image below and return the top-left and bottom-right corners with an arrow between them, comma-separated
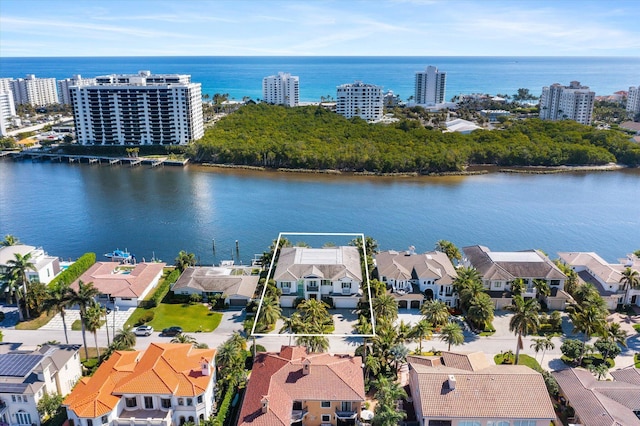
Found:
15,311 -> 55,330
494,353 -> 542,370
633,324 -> 640,333
635,354 -> 640,368
145,302 -> 222,332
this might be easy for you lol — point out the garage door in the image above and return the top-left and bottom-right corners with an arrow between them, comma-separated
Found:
229,298 -> 247,306
333,297 -> 358,309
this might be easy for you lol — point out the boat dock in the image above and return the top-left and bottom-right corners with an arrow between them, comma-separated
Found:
7,151 -> 189,167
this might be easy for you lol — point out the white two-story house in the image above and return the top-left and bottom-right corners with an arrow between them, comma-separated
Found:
462,245 -> 569,309
0,244 -> 60,286
0,343 -> 82,426
375,249 -> 458,309
273,246 -> 362,308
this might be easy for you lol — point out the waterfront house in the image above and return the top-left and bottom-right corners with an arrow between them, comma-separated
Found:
558,251 -> 640,309
408,351 -> 556,426
375,249 -> 458,309
0,244 -> 60,286
64,343 -> 216,426
238,346 -> 365,426
552,367 -> 640,426
172,266 -> 259,308
0,343 -> 82,426
71,261 -> 165,308
273,246 -> 362,308
462,245 -> 569,309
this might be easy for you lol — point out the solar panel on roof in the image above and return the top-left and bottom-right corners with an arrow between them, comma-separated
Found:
0,354 -> 43,377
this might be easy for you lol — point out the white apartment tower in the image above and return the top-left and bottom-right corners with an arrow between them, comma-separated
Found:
0,78 -> 12,94
539,81 -> 595,125
336,81 -> 383,121
57,75 -> 96,104
627,85 -> 640,118
10,74 -> 59,106
262,72 -> 299,107
70,70 -> 204,145
0,91 -> 16,136
415,66 -> 447,105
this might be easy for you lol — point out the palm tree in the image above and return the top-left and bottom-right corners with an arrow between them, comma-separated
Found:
373,376 -> 407,426
113,326 -> 136,350
296,334 -> 329,353
389,344 -> 409,374
171,333 -> 197,344
530,335 -> 555,364
174,250 -> 196,272
453,267 -> 482,292
410,319 -> 432,354
297,298 -> 331,326
2,275 -> 25,321
439,322 -> 464,351
6,252 -> 35,319
466,293 -> 494,330
507,295 -> 540,364
43,283 -> 73,344
603,322 -> 628,348
534,279 -> 551,299
619,267 -> 640,305
420,299 -> 450,328
570,305 -> 606,364
257,295 -> 282,329
459,280 -> 486,311
25,281 -> 48,318
1,234 -> 20,246
510,278 -> 526,297
85,302 -> 104,358
68,280 -> 100,359
434,240 -> 462,264
372,294 -> 398,325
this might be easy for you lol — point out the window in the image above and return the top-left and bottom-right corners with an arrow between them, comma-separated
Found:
281,282 -> 290,288
178,398 -> 184,406
16,411 -> 31,425
458,422 -> 480,426
101,415 -> 108,424
87,420 -> 93,426
126,397 -> 137,407
322,414 -> 331,422
494,281 -> 503,288
488,422 -> 510,426
197,395 -> 203,404
550,280 -> 560,286
342,282 -> 351,289
144,396 -> 153,409
187,398 -> 193,406
161,398 -> 171,408
341,401 -> 351,412
514,422 -> 535,426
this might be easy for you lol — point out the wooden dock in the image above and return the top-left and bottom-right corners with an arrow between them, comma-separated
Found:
9,152 -> 188,167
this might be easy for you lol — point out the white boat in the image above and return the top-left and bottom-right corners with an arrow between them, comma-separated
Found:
104,248 -> 133,263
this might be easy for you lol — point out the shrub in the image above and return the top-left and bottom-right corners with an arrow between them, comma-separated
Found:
48,252 -> 96,288
212,386 -> 235,426
135,311 -> 154,326
189,293 -> 203,304
561,339 -> 584,361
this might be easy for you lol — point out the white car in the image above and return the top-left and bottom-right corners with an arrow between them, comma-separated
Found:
134,325 -> 154,336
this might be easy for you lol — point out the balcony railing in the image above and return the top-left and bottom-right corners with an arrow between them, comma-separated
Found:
306,285 -> 319,292
336,409 -> 358,420
291,407 -> 308,422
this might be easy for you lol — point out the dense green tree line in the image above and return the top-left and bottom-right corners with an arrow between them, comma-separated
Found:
193,104 -> 640,173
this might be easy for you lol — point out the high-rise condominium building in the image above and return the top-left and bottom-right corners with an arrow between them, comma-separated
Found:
0,91 -> 16,136
627,85 -> 640,118
70,70 -> 203,145
57,75 -> 96,105
539,81 -> 595,125
10,74 -> 59,106
336,81 -> 383,121
262,72 -> 299,107
0,78 -> 12,94
414,66 -> 446,105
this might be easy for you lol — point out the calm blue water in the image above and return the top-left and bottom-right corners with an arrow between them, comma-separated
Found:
1,56 -> 638,103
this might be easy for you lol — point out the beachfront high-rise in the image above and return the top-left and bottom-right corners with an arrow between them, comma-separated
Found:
627,85 -> 640,118
336,81 -> 383,121
57,75 -> 96,105
70,70 -> 204,145
539,81 -> 595,125
0,91 -> 16,136
10,74 -> 59,106
414,66 -> 446,105
262,72 -> 299,107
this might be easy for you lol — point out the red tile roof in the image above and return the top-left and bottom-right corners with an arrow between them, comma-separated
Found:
71,262 -> 165,298
64,343 -> 215,418
239,346 -> 365,426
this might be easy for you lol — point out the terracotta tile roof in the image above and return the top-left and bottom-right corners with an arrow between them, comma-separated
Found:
375,251 -> 458,285
410,352 -> 556,421
71,262 -> 166,298
553,367 -> 640,426
239,346 -> 365,426
440,351 -> 490,371
64,343 -> 215,419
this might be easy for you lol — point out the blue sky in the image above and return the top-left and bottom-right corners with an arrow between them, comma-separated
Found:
1,0 -> 639,57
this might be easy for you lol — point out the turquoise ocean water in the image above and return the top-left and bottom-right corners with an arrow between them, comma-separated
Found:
1,56 -> 638,103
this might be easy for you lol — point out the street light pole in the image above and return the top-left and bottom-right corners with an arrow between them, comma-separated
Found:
113,300 -> 119,340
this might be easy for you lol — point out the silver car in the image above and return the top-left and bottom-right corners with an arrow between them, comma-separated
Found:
134,325 -> 154,336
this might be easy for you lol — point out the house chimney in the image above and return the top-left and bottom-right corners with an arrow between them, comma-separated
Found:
200,357 -> 210,376
448,374 -> 456,390
261,396 -> 269,413
302,358 -> 311,375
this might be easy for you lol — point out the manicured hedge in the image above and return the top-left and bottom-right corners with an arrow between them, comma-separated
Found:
213,386 -> 235,426
48,253 -> 96,288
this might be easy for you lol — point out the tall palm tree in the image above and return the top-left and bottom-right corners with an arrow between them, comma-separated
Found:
2,275 -> 25,321
25,281 -> 48,318
174,250 -> 196,272
373,377 -> 407,426
434,240 -> 462,264
510,278 -> 526,297
396,320 -> 413,345
257,295 -> 282,329
459,280 -> 487,311
420,299 -> 450,328
619,267 -> 640,304
85,302 -> 104,358
297,298 -> 332,326
44,283 -> 74,344
372,294 -> 398,325
68,280 -> 100,359
466,293 -> 494,330
410,319 -> 433,354
171,333 -> 197,344
534,279 -> 551,298
296,334 -> 329,353
113,326 -> 136,350
507,295 -> 540,364
439,322 -> 464,351
1,235 -> 20,246
6,252 -> 35,319
570,305 -> 606,364
603,322 -> 628,348
453,266 -> 482,291
530,335 -> 555,364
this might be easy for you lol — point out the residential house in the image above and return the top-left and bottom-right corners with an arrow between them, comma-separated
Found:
64,343 -> 216,426
273,246 -> 362,308
172,266 -> 259,308
462,245 -> 569,309
408,351 -> 556,426
0,343 -> 82,426
0,244 -> 60,287
70,261 -> 165,308
552,367 -> 640,426
444,118 -> 481,134
375,249 -> 458,309
238,346 -> 365,426
558,251 -> 640,309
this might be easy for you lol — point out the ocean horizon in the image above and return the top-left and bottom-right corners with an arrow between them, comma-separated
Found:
1,56 -> 638,103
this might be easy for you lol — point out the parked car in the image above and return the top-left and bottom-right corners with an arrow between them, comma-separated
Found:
134,325 -> 154,336
162,326 -> 183,337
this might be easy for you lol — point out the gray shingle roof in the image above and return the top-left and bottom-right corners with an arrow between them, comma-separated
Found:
172,267 -> 259,298
273,247 -> 362,282
463,245 -> 566,281
375,250 -> 457,284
